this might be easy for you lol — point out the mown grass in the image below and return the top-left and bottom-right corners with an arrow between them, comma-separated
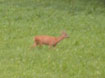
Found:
0,0 -> 105,78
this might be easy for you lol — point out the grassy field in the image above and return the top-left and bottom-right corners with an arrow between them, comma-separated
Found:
0,0 -> 105,78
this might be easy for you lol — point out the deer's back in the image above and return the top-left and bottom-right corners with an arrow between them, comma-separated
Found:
35,35 -> 57,45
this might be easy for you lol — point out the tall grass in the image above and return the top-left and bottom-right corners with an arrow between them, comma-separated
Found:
0,0 -> 105,78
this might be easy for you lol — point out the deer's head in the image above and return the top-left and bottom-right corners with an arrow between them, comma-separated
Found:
61,31 -> 69,38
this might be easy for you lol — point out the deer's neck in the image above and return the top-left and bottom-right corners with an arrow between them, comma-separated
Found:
56,36 -> 64,43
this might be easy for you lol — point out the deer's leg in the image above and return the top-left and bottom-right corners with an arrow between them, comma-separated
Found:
31,42 -> 37,48
53,44 -> 56,47
38,41 -> 43,47
49,45 -> 52,49
49,43 -> 55,49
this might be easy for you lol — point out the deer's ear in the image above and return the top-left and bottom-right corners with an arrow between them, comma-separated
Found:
60,30 -> 67,35
62,30 -> 66,34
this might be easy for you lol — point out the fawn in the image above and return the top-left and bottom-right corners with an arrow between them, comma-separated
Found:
31,31 -> 69,48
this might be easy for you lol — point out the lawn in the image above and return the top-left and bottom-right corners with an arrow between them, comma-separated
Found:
0,0 -> 105,78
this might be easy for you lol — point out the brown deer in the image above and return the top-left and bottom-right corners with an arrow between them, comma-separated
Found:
31,31 -> 69,48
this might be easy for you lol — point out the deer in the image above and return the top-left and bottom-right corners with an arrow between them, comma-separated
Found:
31,31 -> 69,48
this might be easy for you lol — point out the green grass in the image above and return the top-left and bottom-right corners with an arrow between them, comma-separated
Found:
0,0 -> 105,78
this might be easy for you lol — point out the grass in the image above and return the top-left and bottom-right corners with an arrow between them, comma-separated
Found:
0,0 -> 105,78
